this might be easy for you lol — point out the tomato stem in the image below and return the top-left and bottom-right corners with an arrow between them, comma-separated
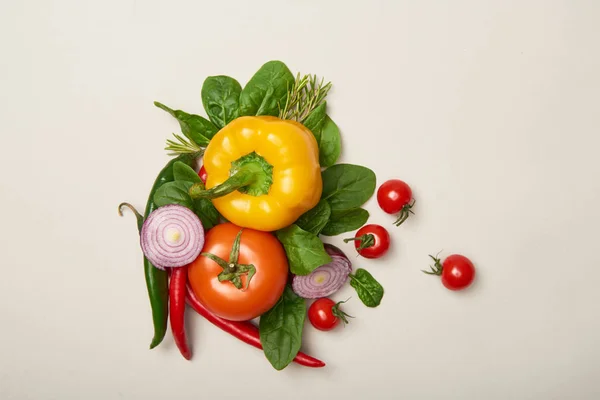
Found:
422,253 -> 444,276
343,234 -> 375,251
393,199 -> 416,226
331,298 -> 354,325
201,229 -> 256,290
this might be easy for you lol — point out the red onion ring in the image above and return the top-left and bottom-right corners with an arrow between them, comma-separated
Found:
292,244 -> 352,299
140,204 -> 204,269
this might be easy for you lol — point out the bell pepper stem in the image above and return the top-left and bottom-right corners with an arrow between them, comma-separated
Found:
189,168 -> 256,200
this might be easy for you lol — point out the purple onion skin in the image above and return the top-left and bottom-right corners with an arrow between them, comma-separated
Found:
324,243 -> 350,263
292,244 -> 352,299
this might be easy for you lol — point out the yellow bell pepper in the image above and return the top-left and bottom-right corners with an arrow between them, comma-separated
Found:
189,116 -> 322,232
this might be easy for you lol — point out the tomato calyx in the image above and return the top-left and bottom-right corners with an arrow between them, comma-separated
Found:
393,199 -> 416,227
201,229 -> 256,290
422,253 -> 443,276
331,299 -> 353,325
343,234 -> 375,251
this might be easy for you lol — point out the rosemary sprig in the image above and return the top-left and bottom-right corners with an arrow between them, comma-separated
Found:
164,133 -> 203,156
279,73 -> 332,122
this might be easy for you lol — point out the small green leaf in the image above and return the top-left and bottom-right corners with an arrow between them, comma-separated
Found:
321,164 -> 376,211
201,76 -> 242,129
239,61 -> 295,116
191,180 -> 220,231
350,269 -> 384,308
173,161 -> 201,183
318,116 -> 342,167
153,181 -> 194,209
303,101 -> 327,142
275,224 -> 332,276
259,286 -> 306,370
154,180 -> 219,229
154,102 -> 216,144
193,197 -> 219,230
320,207 -> 369,236
295,199 -> 331,236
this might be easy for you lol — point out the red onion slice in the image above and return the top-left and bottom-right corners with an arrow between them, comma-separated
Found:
140,204 -> 205,269
292,244 -> 352,299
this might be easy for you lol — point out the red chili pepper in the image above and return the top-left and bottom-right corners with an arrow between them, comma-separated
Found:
185,285 -> 325,368
170,266 -> 191,360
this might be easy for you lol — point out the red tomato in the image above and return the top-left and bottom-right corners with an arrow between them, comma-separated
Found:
198,165 -> 208,184
308,298 -> 351,331
377,179 -> 414,226
345,224 -> 390,259
188,223 -> 288,321
377,179 -> 412,214
424,254 -> 476,291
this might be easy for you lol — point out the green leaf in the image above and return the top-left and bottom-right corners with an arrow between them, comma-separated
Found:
239,61 -> 294,116
173,161 -> 201,183
201,76 -> 242,129
153,180 -> 219,230
318,116 -> 342,167
154,102 -> 216,144
295,199 -> 331,236
153,181 -> 194,209
320,207 -> 369,236
303,101 -> 327,142
321,164 -> 376,211
349,269 -> 384,308
259,286 -> 306,370
193,197 -> 219,230
275,224 -> 332,276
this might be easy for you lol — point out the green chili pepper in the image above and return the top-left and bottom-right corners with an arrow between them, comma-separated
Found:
120,154 -> 197,349
145,154 -> 196,348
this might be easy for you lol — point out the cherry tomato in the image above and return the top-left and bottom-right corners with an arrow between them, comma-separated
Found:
308,298 -> 351,331
424,253 -> 475,291
188,223 -> 288,321
377,179 -> 414,226
198,165 -> 208,184
344,224 -> 390,259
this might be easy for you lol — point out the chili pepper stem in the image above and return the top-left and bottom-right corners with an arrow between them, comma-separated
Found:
118,202 -> 144,230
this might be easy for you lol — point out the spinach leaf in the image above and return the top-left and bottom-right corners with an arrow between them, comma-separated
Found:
153,180 -> 219,230
321,164 -> 376,211
153,181 -> 194,209
295,199 -> 331,236
349,268 -> 384,307
318,116 -> 342,167
173,161 -> 201,183
201,76 -> 242,129
320,207 -> 369,236
275,224 -> 332,276
303,101 -> 327,142
259,286 -> 306,371
193,196 -> 219,230
154,102 -> 217,144
239,61 -> 294,116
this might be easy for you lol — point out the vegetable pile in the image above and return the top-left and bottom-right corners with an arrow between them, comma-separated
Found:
119,60 -> 477,371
